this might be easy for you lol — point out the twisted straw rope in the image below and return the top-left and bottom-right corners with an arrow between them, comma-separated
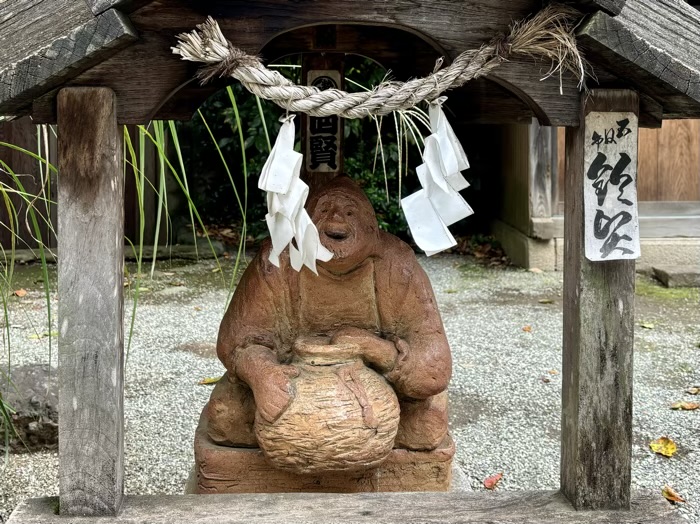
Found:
172,4 -> 585,119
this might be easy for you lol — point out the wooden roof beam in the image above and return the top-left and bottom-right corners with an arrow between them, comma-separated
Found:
578,6 -> 700,118
0,9 -> 137,117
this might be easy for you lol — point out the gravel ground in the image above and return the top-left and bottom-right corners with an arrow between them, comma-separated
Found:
1,254 -> 698,522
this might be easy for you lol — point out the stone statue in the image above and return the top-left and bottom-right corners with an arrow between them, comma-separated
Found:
203,176 -> 451,475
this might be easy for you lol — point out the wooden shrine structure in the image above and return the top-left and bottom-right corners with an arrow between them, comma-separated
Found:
2,0 -> 700,522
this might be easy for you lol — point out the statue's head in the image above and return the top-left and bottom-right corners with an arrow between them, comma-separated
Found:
306,176 -> 379,274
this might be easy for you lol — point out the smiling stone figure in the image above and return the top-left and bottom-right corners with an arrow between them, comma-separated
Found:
203,176 -> 452,476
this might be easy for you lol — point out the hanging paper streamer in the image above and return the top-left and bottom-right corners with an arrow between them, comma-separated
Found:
401,97 -> 474,255
259,115 -> 333,274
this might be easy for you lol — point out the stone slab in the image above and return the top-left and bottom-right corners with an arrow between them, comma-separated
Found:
652,265 -> 700,288
8,491 -> 683,523
190,414 -> 454,494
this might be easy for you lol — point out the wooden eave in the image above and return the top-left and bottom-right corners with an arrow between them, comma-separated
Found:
0,2 -> 139,117
578,0 -> 700,119
1,0 -> 700,125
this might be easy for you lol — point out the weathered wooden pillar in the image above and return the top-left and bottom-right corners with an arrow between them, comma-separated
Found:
57,87 -> 124,516
561,89 -> 639,510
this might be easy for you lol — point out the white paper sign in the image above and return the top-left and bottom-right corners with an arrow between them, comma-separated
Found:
583,111 -> 640,261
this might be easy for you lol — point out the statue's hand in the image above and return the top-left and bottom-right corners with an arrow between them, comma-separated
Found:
233,345 -> 299,423
251,363 -> 299,423
331,326 -> 398,373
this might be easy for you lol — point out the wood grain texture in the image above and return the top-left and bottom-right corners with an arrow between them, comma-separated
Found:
561,89 -> 638,509
0,117 -> 57,249
57,87 -> 124,516
301,53 -> 344,194
657,119 -> 700,201
7,491 -> 683,523
0,9 -> 137,116
529,119 -> 555,238
0,0 -> 94,67
636,127 -> 659,200
578,3 -> 700,119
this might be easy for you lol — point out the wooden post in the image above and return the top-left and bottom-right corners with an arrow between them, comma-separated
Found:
528,118 -> 556,240
561,89 -> 639,510
57,87 -> 124,516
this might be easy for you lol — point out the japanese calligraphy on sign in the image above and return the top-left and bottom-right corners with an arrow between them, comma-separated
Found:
584,111 -> 640,261
306,70 -> 342,173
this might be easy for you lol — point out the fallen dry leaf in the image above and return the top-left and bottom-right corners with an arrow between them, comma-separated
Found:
522,325 -> 532,333
538,298 -> 554,304
650,437 -> 677,457
193,306 -> 203,311
199,376 -> 221,385
13,289 -> 27,297
161,272 -> 175,277
640,322 -> 655,330
662,485 -> 685,504
483,472 -> 503,490
548,369 -> 559,375
686,386 -> 700,395
540,376 -> 551,384
169,281 -> 185,287
671,401 -> 699,411
211,267 -> 221,273
28,331 -> 60,340
529,267 -> 543,274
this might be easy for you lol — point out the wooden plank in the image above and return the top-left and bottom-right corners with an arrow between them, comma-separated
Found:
657,119 -> 700,201
636,127 -> 659,200
499,124 -> 530,235
301,52 -> 344,193
561,89 -> 637,509
0,0 -> 94,67
7,491 -> 682,524
57,87 -> 124,516
528,119 -> 555,239
578,4 -> 700,119
0,117 -> 45,249
0,9 -> 137,116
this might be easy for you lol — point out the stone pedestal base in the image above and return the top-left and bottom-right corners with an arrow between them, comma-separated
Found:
190,413 -> 455,494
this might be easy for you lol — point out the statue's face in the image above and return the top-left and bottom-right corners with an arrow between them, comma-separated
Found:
311,192 -> 378,274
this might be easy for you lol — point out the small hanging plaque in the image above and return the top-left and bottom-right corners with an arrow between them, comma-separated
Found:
306,70 -> 342,174
583,111 -> 640,261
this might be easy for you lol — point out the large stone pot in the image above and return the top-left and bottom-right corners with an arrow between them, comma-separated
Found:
255,336 -> 400,474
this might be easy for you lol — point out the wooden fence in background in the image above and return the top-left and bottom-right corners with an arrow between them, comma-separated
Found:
558,119 -> 700,203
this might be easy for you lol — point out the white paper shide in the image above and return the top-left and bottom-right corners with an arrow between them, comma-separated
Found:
259,115 -> 333,274
401,97 -> 474,255
583,111 -> 640,261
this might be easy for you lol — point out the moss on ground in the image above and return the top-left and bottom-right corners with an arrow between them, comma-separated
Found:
636,275 -> 700,302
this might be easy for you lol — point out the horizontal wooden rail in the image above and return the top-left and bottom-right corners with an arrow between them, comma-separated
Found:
7,491 -> 681,523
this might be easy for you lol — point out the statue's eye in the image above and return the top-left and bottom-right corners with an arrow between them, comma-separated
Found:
346,211 -> 353,217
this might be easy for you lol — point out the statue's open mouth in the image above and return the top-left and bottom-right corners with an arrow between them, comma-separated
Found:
324,229 -> 350,241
